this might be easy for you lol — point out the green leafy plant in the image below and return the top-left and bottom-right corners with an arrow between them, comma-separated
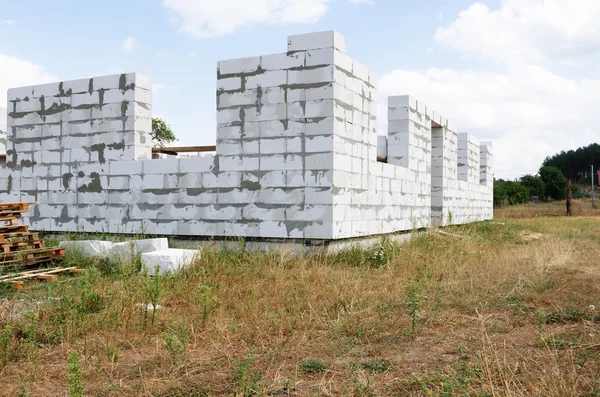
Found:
404,271 -> 427,338
106,344 -> 119,363
151,118 -> 177,148
361,359 -> 391,374
234,353 -> 263,396
67,350 -> 84,397
0,324 -> 13,367
162,324 -> 189,356
195,284 -> 218,326
300,359 -> 328,374
143,266 -> 162,328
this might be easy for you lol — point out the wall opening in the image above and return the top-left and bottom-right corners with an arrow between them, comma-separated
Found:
431,121 -> 444,227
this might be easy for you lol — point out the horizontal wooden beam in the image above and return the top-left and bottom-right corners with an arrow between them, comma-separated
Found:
152,145 -> 216,155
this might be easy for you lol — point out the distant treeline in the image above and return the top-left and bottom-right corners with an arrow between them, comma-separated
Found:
494,143 -> 599,207
542,143 -> 600,181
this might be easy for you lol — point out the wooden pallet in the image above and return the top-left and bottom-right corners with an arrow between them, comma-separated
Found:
0,202 -> 65,268
0,266 -> 82,290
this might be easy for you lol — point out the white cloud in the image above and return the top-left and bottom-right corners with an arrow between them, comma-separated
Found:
380,0 -> 600,179
185,51 -> 198,58
434,0 -> 600,64
163,0 -> 330,38
0,54 -> 57,107
0,20 -> 15,25
121,36 -> 136,54
349,0 -> 374,4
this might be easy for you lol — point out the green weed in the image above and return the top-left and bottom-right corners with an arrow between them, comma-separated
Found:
300,359 -> 328,374
67,350 -> 84,397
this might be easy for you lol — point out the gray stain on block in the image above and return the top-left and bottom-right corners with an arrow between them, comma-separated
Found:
77,172 -> 103,193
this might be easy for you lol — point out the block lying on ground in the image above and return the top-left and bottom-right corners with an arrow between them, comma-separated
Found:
59,238 -> 169,260
111,238 -> 169,260
59,240 -> 115,258
140,249 -> 200,276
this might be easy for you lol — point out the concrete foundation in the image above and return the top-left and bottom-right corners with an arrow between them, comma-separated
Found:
2,31 -> 493,244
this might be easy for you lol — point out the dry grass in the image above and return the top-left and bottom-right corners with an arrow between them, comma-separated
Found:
495,198 -> 600,219
1,207 -> 600,396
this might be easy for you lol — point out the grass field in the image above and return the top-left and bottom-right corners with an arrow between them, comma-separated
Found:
1,202 -> 600,396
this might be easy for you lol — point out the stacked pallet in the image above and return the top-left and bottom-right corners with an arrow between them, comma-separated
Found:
0,202 -> 65,268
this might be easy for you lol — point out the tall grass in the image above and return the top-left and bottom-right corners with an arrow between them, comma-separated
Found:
0,213 -> 599,395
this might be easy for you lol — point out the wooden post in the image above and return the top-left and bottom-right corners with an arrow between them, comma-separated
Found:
566,179 -> 573,216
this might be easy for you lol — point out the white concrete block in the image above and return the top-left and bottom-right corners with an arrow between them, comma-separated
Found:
72,92 -> 100,107
59,240 -> 114,258
111,238 -> 169,260
261,52 -> 305,70
133,73 -> 153,91
287,31 -> 346,53
288,66 -> 334,85
179,155 -> 215,173
141,249 -> 200,276
305,48 -> 334,67
15,99 -> 42,113
62,78 -> 92,94
218,56 -> 261,75
245,70 -> 287,89
143,158 -> 179,174
217,77 -> 242,91
91,74 -> 122,90
8,86 -> 35,101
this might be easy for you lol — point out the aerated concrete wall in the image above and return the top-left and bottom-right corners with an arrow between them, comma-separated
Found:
1,31 -> 493,241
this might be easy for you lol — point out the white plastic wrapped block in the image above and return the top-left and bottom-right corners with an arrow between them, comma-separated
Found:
110,238 -> 169,260
140,249 -> 201,276
59,240 -> 115,258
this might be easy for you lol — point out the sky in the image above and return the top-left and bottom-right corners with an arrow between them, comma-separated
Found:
1,0 -> 599,179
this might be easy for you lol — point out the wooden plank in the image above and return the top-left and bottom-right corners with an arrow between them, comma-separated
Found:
0,267 -> 78,283
0,225 -> 29,233
1,240 -> 44,252
10,281 -> 23,291
0,247 -> 64,258
152,145 -> 216,155
0,203 -> 32,211
0,231 -> 37,240
0,267 -> 61,281
0,256 -> 59,267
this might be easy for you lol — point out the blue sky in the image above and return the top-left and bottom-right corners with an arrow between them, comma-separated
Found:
1,0 -> 599,179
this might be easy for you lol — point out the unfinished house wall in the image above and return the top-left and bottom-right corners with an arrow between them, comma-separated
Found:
383,96 -> 493,227
2,31 -> 494,242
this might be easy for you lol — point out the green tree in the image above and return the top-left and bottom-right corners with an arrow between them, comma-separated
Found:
542,143 -> 600,182
519,174 -> 545,199
539,166 -> 567,200
151,118 -> 177,147
493,179 -> 530,207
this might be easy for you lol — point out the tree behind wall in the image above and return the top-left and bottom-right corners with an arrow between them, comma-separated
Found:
539,166 -> 567,200
151,118 -> 177,148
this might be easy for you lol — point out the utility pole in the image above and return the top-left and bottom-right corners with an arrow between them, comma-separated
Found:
592,165 -> 596,208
